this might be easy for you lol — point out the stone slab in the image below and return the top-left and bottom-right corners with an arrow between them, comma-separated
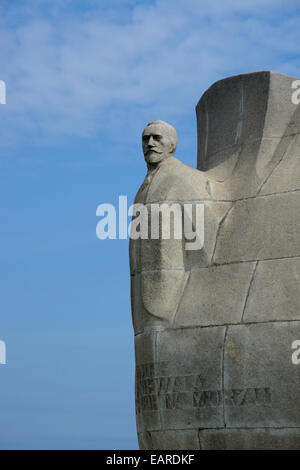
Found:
175,262 -> 256,327
224,322 -> 300,427
150,429 -> 200,450
243,258 -> 300,323
155,327 -> 226,429
259,133 -> 300,195
200,428 -> 300,450
138,432 -> 152,450
214,191 -> 300,264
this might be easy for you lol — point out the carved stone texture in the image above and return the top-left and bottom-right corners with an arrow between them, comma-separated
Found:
130,73 -> 300,449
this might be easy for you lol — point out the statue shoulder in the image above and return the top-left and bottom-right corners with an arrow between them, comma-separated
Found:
147,156 -> 210,202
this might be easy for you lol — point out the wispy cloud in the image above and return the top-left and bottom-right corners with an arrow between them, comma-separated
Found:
0,0 -> 299,150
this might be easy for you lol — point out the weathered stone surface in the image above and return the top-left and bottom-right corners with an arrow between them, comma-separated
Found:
175,262 -> 256,327
141,270 -> 186,323
200,428 -> 300,450
130,274 -> 145,335
259,133 -> 300,195
264,72 -> 300,139
137,432 -> 152,450
131,274 -> 171,335
150,429 -> 200,450
214,191 -> 300,264
195,201 -> 231,267
203,139 -> 275,201
135,331 -> 161,431
243,258 -> 300,323
224,322 -> 300,427
155,327 -> 226,429
138,429 -> 200,450
140,237 -> 184,272
196,71 -> 269,170
146,157 -> 209,203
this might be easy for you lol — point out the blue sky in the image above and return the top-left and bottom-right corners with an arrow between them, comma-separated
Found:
0,0 -> 299,450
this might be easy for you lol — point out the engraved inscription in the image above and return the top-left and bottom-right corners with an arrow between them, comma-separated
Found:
193,390 -> 222,408
224,387 -> 271,407
135,363 -> 271,413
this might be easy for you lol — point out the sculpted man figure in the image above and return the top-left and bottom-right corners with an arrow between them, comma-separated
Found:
135,119 -> 207,204
130,120 -> 210,334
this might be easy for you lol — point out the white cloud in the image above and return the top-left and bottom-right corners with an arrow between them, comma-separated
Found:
0,0 -> 299,151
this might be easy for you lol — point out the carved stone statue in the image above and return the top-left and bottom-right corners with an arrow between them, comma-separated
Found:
130,71 -> 300,450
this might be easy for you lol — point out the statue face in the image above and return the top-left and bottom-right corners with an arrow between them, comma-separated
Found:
142,124 -> 174,165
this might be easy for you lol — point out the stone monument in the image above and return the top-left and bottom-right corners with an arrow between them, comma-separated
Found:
130,71 -> 300,450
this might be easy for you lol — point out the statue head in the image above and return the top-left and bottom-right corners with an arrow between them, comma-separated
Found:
142,120 -> 177,166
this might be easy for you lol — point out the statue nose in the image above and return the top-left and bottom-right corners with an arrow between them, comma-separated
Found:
148,136 -> 155,146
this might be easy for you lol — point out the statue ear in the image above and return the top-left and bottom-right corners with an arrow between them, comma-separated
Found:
170,142 -> 175,153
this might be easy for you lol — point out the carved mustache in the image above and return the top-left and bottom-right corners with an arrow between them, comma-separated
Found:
145,148 -> 163,155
